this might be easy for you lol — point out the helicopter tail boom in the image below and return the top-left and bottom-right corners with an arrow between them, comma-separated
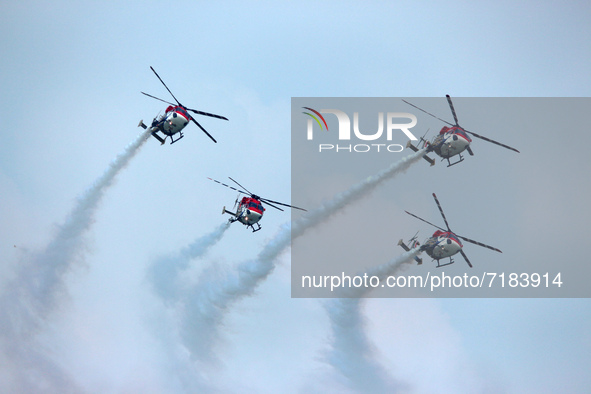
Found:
406,141 -> 435,166
397,239 -> 423,264
222,206 -> 238,217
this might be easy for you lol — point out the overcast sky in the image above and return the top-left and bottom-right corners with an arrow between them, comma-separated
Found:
1,1 -> 590,393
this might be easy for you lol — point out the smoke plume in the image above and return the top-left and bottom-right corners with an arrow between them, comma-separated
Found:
148,221 -> 231,304
0,130 -> 150,393
145,221 -> 233,391
324,248 -> 421,392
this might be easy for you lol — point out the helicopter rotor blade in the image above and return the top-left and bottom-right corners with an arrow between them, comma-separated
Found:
213,176 -> 306,212
402,99 -> 454,126
141,92 -> 175,106
186,108 -> 229,121
459,249 -> 473,268
456,234 -> 502,253
261,200 -> 285,211
432,193 -> 452,232
446,95 -> 460,126
259,197 -> 307,212
227,177 -> 253,196
207,177 -> 248,195
190,116 -> 217,143
149,66 -> 181,106
404,211 -> 446,232
462,128 -> 520,153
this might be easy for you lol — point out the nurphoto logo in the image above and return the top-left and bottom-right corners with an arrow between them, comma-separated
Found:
302,107 -> 419,153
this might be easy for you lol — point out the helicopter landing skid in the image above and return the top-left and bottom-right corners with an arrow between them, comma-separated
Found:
169,132 -> 184,144
445,155 -> 464,167
435,258 -> 455,267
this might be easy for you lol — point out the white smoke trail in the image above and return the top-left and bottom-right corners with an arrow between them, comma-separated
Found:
180,149 -> 426,361
0,130 -> 150,393
324,248 -> 421,393
145,222 -> 232,391
148,221 -> 231,304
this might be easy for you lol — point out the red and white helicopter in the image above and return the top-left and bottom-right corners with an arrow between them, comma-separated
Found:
402,95 -> 519,166
398,193 -> 502,267
138,66 -> 228,145
208,177 -> 307,232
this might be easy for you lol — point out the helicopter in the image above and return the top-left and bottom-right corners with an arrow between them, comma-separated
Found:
208,177 -> 307,232
402,95 -> 519,166
398,193 -> 502,268
138,66 -> 228,145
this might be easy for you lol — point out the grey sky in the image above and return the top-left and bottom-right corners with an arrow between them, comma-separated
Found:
1,1 -> 590,393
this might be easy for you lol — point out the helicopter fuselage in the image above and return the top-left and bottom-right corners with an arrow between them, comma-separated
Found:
152,105 -> 190,136
429,126 -> 472,159
421,230 -> 463,260
234,197 -> 266,226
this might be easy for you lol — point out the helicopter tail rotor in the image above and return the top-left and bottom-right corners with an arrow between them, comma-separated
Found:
419,129 -> 430,148
233,193 -> 240,210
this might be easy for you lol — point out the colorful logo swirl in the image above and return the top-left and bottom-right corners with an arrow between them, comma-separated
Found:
302,107 -> 329,131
